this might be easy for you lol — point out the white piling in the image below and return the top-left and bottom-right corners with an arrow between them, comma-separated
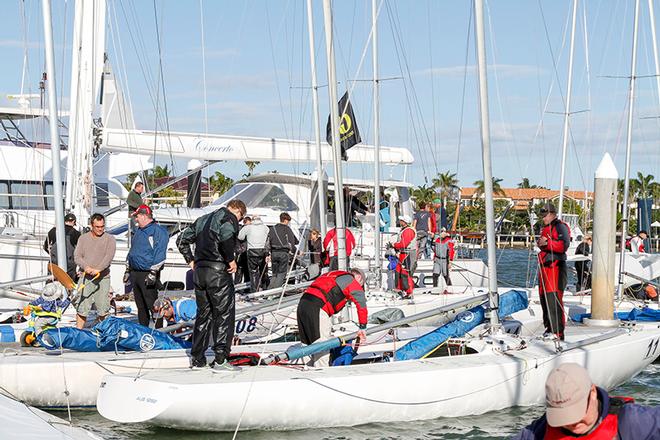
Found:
585,153 -> 619,327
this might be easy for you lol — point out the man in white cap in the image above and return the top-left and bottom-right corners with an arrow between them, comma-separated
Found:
390,214 -> 417,297
512,362 -> 659,439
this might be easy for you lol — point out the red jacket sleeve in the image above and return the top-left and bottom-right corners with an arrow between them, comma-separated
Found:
346,229 -> 355,256
448,241 -> 455,260
345,287 -> 368,327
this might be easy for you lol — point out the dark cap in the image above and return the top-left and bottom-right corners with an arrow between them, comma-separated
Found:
131,204 -> 152,216
64,213 -> 77,223
539,203 -> 557,215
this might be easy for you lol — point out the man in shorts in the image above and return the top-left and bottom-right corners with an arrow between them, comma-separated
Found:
73,213 -> 116,329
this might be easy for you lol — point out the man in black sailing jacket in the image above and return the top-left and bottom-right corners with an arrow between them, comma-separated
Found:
176,199 -> 246,370
267,212 -> 299,289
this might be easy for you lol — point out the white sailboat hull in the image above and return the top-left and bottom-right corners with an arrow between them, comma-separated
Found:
96,325 -> 660,431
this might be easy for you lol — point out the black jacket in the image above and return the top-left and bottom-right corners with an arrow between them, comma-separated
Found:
176,208 -> 239,264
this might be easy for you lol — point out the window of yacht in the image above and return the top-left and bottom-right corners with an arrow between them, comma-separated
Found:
0,182 -> 9,208
210,183 -> 249,206
11,182 -> 44,209
241,184 -> 298,211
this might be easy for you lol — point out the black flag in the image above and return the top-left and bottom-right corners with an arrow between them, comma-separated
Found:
326,91 -> 362,160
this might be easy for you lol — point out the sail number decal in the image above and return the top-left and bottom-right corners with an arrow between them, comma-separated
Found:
644,338 -> 659,359
235,316 -> 258,334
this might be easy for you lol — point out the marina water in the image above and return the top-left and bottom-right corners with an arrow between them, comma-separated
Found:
50,249 -> 660,439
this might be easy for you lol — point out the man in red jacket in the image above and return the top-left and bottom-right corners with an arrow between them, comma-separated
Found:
323,227 -> 356,270
296,268 -> 367,367
537,203 -> 570,340
392,215 -> 417,297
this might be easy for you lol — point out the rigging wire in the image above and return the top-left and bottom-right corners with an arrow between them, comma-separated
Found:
455,4 -> 474,182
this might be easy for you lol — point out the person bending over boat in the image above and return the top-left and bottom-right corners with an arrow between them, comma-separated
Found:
153,297 -> 196,325
323,226 -> 356,270
536,203 -> 570,341
296,268 -> 367,367
176,199 -> 246,371
512,362 -> 660,439
126,204 -> 168,327
73,213 -> 116,329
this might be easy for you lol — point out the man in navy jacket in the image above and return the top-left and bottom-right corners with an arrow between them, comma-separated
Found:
126,204 -> 169,327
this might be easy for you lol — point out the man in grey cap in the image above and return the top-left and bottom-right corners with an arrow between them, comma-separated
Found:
512,362 -> 659,439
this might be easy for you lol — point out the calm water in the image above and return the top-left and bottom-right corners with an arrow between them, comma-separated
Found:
48,249 -> 660,439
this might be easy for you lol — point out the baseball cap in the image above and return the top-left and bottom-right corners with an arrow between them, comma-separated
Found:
545,363 -> 592,427
398,214 -> 412,224
64,213 -> 77,223
132,204 -> 152,216
539,203 -> 557,215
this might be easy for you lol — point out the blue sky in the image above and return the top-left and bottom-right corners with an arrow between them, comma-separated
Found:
1,0 -> 659,192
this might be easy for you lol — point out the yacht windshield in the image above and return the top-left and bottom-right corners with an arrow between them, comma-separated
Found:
211,183 -> 249,206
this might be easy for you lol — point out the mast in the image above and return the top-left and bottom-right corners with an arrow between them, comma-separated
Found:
618,0 -> 640,296
474,0 -> 499,327
306,0 -> 327,237
66,0 -> 106,223
42,0 -> 66,269
372,0 -> 382,282
649,0 -> 660,116
322,0 -> 348,271
557,0 -> 579,219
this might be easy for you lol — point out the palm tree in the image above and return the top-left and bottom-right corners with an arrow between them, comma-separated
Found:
209,171 -> 234,196
412,184 -> 435,205
431,171 -> 459,206
473,177 -> 505,199
634,172 -> 655,199
153,165 -> 171,178
517,177 -> 539,189
243,161 -> 261,179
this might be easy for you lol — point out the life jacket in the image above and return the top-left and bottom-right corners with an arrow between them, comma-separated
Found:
395,226 -> 417,254
539,218 -> 571,266
304,270 -> 368,326
323,228 -> 355,258
544,396 -> 634,440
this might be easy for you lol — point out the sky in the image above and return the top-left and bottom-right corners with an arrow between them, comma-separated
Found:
0,0 -> 659,192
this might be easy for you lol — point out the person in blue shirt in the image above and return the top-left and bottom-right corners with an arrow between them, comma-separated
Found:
153,297 -> 197,324
126,204 -> 169,327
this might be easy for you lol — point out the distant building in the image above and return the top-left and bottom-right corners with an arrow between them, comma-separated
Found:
459,187 -> 593,212
152,176 -> 212,206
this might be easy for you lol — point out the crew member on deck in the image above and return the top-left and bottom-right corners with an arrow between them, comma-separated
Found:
296,269 -> 367,367
176,199 -> 246,371
323,226 -> 356,270
266,212 -> 298,289
391,214 -> 417,297
536,203 -> 570,340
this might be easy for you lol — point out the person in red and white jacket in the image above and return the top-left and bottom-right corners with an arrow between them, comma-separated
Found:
323,227 -> 356,270
296,269 -> 367,366
630,230 -> 648,255
391,215 -> 417,297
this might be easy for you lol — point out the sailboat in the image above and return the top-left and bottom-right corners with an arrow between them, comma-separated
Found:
95,0 -> 660,432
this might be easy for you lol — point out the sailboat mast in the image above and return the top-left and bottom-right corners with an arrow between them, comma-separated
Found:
322,0 -> 348,271
474,0 -> 499,327
42,0 -> 67,269
618,0 -> 640,296
306,0 -> 327,237
557,0 -> 579,219
372,0 -> 382,282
